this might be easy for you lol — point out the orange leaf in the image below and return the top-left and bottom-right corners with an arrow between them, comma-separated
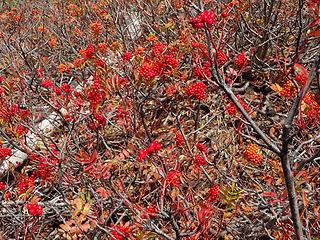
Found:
59,223 -> 71,232
79,222 -> 91,232
72,197 -> 83,217
270,83 -> 282,93
302,191 -> 308,207
30,195 -> 41,204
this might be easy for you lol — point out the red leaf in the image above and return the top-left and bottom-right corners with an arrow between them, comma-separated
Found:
75,150 -> 98,165
293,63 -> 308,76
308,29 -> 320,37
261,191 -> 277,197
89,150 -> 98,164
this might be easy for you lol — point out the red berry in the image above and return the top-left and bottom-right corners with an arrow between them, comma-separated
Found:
148,140 -> 161,154
244,144 -> 262,164
86,44 -> 95,59
146,205 -> 157,215
191,16 -> 203,29
36,205 -> 43,215
200,10 -> 216,26
28,208 -> 36,215
0,182 -> 5,190
166,170 -> 181,187
40,79 -> 53,88
137,148 -> 148,161
122,51 -> 133,61
196,143 -> 208,155
4,191 -> 11,200
139,63 -> 157,79
216,50 -> 227,64
235,52 -> 248,68
194,155 -> 206,167
186,82 -> 207,101
221,12 -> 229,18
0,148 -> 12,161
208,184 -> 219,200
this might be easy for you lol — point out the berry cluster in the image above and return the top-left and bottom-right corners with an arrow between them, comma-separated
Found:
191,10 -> 216,29
186,82 -> 207,101
163,54 -> 179,69
280,80 -> 296,98
294,73 -> 308,85
26,203 -> 43,216
141,205 -> 158,219
196,143 -> 208,155
193,65 -> 211,79
0,181 -> 5,190
116,106 -> 126,120
85,43 -> 95,59
94,112 -> 107,127
152,42 -> 166,55
110,224 -> 130,240
299,92 -> 320,128
174,131 -> 184,147
208,184 -> 219,200
145,205 -> 158,215
40,79 -> 53,88
243,144 -> 262,164
225,96 -> 249,115
194,155 -> 206,167
216,50 -> 227,65
0,148 -> 12,161
90,21 -> 102,35
17,176 -> 35,194
234,52 -> 248,68
137,140 -> 162,161
166,170 -> 181,187
122,51 -> 133,61
139,63 -> 158,80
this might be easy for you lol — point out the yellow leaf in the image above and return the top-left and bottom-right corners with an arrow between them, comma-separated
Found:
82,203 -> 91,216
72,197 -> 83,217
164,20 -> 175,29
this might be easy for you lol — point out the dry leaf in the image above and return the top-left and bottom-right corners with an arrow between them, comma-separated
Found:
72,197 -> 83,217
270,83 -> 282,93
96,187 -> 111,199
